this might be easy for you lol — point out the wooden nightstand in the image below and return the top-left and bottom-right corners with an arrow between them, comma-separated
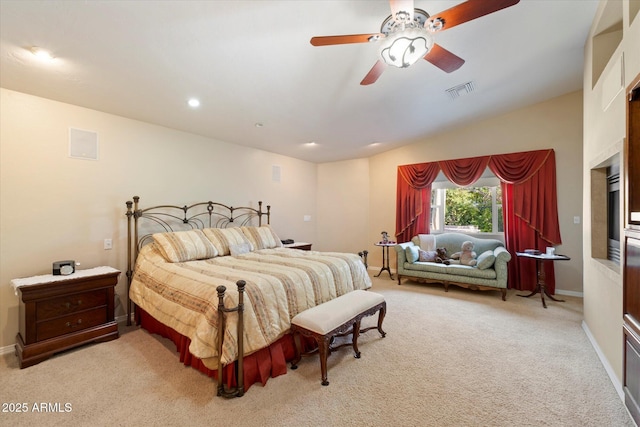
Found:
284,242 -> 312,251
12,267 -> 120,368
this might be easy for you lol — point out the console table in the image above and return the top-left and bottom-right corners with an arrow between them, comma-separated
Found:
515,252 -> 570,308
374,242 -> 396,279
12,267 -> 120,368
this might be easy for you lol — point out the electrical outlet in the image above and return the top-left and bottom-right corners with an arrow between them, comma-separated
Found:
573,216 -> 580,224
303,215 -> 311,222
104,239 -> 113,250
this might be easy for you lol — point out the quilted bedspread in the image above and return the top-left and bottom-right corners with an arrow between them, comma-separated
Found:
129,243 -> 372,369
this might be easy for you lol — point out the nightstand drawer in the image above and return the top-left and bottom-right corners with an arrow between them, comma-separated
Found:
14,267 -> 120,368
37,307 -> 108,341
36,289 -> 107,320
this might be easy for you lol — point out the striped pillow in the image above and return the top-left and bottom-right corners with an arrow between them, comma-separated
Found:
153,229 -> 218,263
203,227 -> 254,256
241,225 -> 283,250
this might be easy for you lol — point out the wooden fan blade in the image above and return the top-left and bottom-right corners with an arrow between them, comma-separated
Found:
310,33 -> 383,46
424,44 -> 465,73
389,0 -> 415,22
431,0 -> 520,32
360,61 -> 386,85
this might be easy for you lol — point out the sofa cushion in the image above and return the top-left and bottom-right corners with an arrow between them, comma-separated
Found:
404,261 -> 449,274
404,261 -> 497,279
406,246 -> 420,263
476,250 -> 496,270
446,264 -> 497,279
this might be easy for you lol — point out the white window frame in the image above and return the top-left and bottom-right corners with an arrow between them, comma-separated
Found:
430,177 -> 503,236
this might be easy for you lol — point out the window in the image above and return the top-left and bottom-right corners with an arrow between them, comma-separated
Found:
430,175 -> 503,234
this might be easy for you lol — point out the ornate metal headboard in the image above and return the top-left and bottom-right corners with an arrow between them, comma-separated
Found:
124,196 -> 270,325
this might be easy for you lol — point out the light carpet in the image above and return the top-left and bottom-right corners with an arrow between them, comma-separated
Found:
0,275 -> 635,426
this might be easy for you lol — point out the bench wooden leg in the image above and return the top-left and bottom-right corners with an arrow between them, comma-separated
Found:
359,302 -> 387,338
376,304 -> 386,338
290,298 -> 386,387
352,320 -> 361,359
318,335 -> 331,386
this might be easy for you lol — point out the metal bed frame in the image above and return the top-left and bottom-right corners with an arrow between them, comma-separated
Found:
125,196 -> 270,397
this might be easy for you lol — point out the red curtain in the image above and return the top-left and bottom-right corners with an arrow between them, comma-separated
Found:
396,149 -> 561,292
396,163 -> 440,242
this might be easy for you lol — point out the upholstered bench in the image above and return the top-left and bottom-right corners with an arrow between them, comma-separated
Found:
290,289 -> 386,386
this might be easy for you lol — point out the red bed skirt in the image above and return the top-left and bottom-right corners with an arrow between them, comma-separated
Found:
137,307 -> 300,392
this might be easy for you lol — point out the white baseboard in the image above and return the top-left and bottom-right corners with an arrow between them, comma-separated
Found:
556,289 -> 584,298
116,313 -> 132,325
581,320 -> 624,401
0,343 -> 14,356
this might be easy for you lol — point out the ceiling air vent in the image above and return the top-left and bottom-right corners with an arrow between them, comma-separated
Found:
445,81 -> 475,100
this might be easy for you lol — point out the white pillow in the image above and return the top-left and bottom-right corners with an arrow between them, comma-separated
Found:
230,242 -> 252,256
405,246 -> 420,263
476,250 -> 496,270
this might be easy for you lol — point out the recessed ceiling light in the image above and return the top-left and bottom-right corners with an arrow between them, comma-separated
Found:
29,46 -> 54,62
368,142 -> 381,147
187,98 -> 200,108
255,123 -> 264,128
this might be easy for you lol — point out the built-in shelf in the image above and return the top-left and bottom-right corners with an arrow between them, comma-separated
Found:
591,1 -> 623,89
631,0 -> 640,26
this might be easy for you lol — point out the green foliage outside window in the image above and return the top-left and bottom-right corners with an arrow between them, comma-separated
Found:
444,187 -> 502,233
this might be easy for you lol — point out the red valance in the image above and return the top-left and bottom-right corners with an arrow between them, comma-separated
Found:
440,156 -> 490,186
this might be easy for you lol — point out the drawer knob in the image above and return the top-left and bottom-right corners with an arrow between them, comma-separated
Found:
65,319 -> 82,328
65,300 -> 82,309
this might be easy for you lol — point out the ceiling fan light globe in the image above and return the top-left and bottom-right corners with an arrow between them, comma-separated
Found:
380,27 -> 433,68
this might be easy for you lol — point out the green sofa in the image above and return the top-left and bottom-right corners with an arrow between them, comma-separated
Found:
394,233 -> 512,300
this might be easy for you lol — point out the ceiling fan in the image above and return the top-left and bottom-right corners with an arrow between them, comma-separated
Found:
310,0 -> 520,85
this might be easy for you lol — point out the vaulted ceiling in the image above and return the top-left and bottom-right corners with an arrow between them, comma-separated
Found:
0,1 -> 598,163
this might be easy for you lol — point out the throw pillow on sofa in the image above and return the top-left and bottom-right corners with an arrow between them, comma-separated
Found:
476,250 -> 496,270
406,246 -> 420,263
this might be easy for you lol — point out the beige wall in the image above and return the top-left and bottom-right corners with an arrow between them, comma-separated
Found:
316,159 -> 370,253
582,0 -> 640,386
0,88 -> 318,348
363,91 -> 585,295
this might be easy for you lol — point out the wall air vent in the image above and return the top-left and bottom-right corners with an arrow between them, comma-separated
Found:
445,81 -> 475,100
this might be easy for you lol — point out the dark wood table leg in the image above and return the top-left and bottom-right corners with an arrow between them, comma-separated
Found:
374,245 -> 394,279
518,259 -> 564,308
